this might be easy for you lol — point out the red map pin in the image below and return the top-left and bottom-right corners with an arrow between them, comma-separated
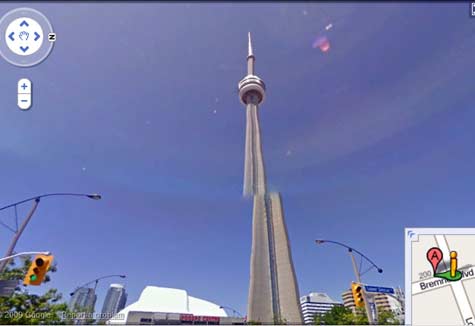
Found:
427,247 -> 443,274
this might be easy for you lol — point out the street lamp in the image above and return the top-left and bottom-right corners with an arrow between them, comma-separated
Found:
219,305 -> 243,318
0,193 -> 102,272
315,239 -> 383,325
69,274 -> 126,322
0,251 -> 51,263
70,274 -> 127,296
86,194 -> 102,200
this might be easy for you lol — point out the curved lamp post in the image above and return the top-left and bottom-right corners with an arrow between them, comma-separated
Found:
315,239 -> 383,274
0,193 -> 101,272
70,274 -> 127,296
315,239 -> 383,324
219,305 -> 243,318
69,274 -> 126,319
0,251 -> 51,263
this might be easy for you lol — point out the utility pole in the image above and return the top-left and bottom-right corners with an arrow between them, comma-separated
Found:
0,193 -> 101,272
0,199 -> 40,272
349,249 -> 375,324
316,240 -> 383,325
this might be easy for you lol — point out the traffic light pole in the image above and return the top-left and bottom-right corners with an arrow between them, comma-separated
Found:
349,249 -> 375,325
0,199 -> 40,273
0,193 -> 101,273
316,240 -> 382,324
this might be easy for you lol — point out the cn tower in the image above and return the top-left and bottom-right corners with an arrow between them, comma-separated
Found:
238,33 -> 303,324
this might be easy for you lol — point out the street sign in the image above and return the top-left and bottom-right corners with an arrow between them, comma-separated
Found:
364,285 -> 395,294
0,280 -> 19,297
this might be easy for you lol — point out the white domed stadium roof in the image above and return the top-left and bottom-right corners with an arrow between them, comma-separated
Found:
107,286 -> 227,324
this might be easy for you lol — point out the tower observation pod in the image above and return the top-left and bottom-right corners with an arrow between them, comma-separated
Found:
238,32 -> 267,197
238,33 -> 266,106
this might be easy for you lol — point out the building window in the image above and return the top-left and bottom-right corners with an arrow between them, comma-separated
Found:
140,318 -> 152,324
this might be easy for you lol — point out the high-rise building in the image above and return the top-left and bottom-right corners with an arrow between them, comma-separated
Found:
70,287 -> 97,313
341,289 -> 358,313
373,289 -> 404,323
238,33 -> 303,324
100,284 -> 128,321
300,292 -> 343,324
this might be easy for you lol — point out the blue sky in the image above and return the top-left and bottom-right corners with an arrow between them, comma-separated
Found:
0,2 -> 474,316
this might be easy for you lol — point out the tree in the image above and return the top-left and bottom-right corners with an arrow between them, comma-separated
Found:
313,305 -> 402,325
353,307 -> 369,325
0,257 -> 74,325
376,307 -> 401,325
314,305 -> 360,325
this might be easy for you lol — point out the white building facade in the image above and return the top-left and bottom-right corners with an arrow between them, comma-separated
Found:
300,292 -> 343,324
373,289 -> 405,324
107,286 -> 244,325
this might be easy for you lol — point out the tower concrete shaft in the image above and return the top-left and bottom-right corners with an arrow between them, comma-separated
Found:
248,193 -> 303,324
238,33 -> 303,324
244,95 -> 267,196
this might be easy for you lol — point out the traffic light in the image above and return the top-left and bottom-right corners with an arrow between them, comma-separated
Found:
23,254 -> 54,286
351,282 -> 365,308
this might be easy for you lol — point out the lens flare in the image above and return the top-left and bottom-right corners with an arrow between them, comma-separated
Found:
312,36 -> 330,53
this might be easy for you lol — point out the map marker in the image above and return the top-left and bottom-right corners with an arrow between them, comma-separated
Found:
427,247 -> 443,274
450,251 -> 458,278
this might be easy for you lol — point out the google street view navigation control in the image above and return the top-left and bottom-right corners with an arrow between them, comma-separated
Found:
0,7 -> 55,110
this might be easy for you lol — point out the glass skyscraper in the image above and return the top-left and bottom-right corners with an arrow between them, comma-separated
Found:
70,287 -> 97,313
100,284 -> 127,320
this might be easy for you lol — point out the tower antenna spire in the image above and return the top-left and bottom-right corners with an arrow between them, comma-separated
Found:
247,32 -> 255,75
248,32 -> 254,58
